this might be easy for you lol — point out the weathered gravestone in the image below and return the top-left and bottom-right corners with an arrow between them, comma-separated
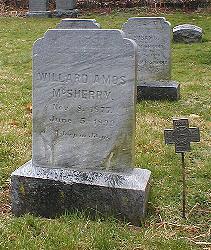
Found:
57,19 -> 100,29
11,29 -> 151,225
27,0 -> 51,17
173,24 -> 203,43
122,17 -> 180,101
55,0 -> 79,17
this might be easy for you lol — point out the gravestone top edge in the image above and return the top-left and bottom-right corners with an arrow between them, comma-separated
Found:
128,16 -> 166,20
59,18 -> 98,22
141,81 -> 178,87
123,17 -> 171,28
173,24 -> 203,33
33,29 -> 138,52
56,18 -> 101,29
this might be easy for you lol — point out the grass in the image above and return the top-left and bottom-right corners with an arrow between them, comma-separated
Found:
0,9 -> 211,250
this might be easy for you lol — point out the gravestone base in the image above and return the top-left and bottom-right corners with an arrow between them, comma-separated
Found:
137,81 -> 180,101
54,9 -> 79,18
11,161 -> 151,226
27,11 -> 51,17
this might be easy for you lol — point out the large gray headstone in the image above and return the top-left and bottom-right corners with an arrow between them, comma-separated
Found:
11,29 -> 151,225
28,0 -> 51,17
173,24 -> 203,43
57,19 -> 100,29
33,29 -> 136,170
123,17 -> 171,83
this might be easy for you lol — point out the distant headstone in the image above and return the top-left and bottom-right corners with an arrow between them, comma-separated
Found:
122,17 -> 180,101
123,17 -> 171,83
28,0 -> 51,17
11,29 -> 151,225
173,24 -> 203,43
55,0 -> 79,17
57,19 -> 100,29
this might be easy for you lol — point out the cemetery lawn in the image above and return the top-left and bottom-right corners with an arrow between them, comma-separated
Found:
0,9 -> 210,250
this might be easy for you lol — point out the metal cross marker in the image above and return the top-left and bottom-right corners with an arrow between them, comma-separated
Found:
164,118 -> 200,218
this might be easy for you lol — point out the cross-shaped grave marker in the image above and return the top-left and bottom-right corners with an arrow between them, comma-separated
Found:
164,118 -> 200,218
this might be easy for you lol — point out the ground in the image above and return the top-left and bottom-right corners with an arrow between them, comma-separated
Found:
0,8 -> 211,250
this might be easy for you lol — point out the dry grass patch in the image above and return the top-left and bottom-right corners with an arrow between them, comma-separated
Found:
0,186 -> 11,216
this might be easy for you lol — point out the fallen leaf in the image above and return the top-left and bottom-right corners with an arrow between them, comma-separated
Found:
26,103 -> 32,113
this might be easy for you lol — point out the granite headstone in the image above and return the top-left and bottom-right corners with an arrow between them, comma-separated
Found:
11,29 -> 151,225
122,17 -> 180,101
173,24 -> 203,43
55,0 -> 79,17
28,0 -> 51,17
57,19 -> 100,29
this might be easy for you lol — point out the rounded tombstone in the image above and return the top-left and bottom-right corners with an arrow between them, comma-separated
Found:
173,24 -> 203,43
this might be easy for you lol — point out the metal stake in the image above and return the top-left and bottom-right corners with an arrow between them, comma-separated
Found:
181,152 -> 186,219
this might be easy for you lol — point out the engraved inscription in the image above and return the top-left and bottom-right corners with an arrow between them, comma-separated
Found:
48,82 -> 116,139
49,116 -> 72,124
123,18 -> 170,81
53,88 -> 112,100
173,127 -> 191,144
55,130 -> 111,140
37,72 -> 126,85
52,103 -> 112,113
77,105 -> 112,114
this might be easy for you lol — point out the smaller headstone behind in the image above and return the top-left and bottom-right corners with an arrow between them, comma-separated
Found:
57,19 -> 100,29
55,0 -> 79,17
123,17 -> 171,83
28,0 -> 51,17
173,24 -> 203,43
122,17 -> 180,101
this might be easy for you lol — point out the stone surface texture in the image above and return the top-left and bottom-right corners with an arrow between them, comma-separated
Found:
32,29 -> 136,171
56,19 -> 100,29
138,81 -> 180,101
11,161 -> 151,225
173,24 -> 203,43
122,17 -> 171,84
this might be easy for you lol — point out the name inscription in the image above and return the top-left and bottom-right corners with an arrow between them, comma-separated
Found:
37,72 -> 126,86
53,88 -> 112,100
